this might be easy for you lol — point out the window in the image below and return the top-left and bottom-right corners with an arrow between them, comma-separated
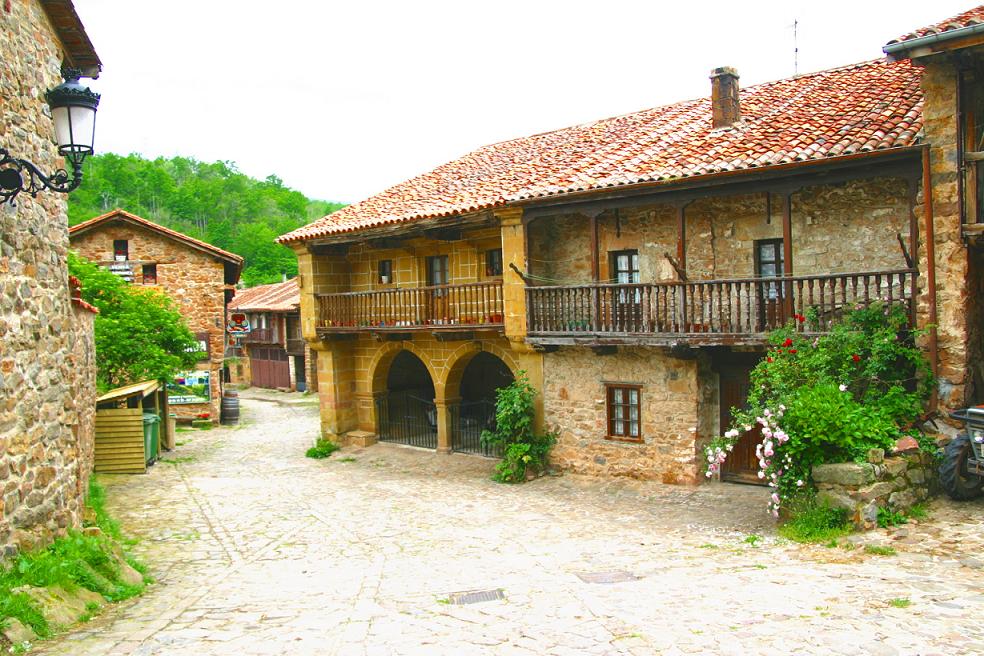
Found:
142,264 -> 157,285
609,250 -> 640,284
485,249 -> 503,277
606,384 -> 641,441
755,239 -> 784,300
426,255 -> 449,286
113,239 -> 129,261
378,259 -> 393,284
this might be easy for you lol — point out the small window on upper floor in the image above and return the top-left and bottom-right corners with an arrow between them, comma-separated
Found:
142,264 -> 157,285
113,239 -> 129,261
378,259 -> 393,284
485,249 -> 503,277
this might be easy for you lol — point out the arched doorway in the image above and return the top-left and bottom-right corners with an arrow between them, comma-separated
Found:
453,352 -> 514,456
377,350 -> 437,449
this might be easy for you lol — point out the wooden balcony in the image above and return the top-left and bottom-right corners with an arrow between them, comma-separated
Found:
243,327 -> 277,344
285,337 -> 306,355
527,269 -> 917,346
315,281 -> 505,335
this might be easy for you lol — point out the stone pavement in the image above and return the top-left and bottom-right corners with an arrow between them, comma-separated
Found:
33,389 -> 984,655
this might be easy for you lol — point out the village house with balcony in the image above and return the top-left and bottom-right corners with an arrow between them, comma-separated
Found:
227,277 -> 316,392
69,209 -> 243,423
279,7 -> 984,483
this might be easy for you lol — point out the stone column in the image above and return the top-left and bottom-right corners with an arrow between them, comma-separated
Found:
435,396 -> 460,454
312,340 -> 357,440
496,207 -> 529,346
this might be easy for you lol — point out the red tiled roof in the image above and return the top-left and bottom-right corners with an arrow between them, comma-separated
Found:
228,279 -> 299,313
279,58 -> 924,244
70,209 -> 244,265
886,5 -> 984,46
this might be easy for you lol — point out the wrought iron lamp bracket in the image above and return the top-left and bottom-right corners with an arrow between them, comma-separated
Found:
0,146 -> 82,206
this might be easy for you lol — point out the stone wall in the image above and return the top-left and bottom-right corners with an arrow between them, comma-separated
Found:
814,448 -> 935,530
71,222 -> 228,421
543,347 -> 703,483
1,0 -> 99,556
919,57 -> 973,411
528,177 -> 912,284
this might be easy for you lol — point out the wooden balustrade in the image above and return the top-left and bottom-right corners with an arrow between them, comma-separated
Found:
243,327 -> 276,343
527,269 -> 917,339
316,281 -> 505,331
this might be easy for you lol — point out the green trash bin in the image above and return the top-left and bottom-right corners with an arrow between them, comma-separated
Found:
142,413 -> 161,465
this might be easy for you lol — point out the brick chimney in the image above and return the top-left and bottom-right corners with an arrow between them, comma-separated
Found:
710,67 -> 740,129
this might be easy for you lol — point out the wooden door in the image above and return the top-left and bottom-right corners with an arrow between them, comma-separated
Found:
755,239 -> 786,330
426,255 -> 449,323
250,346 -> 291,389
719,366 -> 765,485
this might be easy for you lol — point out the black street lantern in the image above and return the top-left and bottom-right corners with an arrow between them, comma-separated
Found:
0,69 -> 101,206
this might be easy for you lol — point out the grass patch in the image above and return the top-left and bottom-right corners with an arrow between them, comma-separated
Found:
889,597 -> 911,608
778,496 -> 852,544
864,544 -> 897,556
877,506 -> 908,528
158,456 -> 195,465
743,534 -> 762,547
0,479 -> 148,640
906,503 -> 929,520
305,438 -> 340,459
336,457 -> 357,463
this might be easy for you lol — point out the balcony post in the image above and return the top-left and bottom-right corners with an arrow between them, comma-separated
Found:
782,192 -> 794,321
497,206 -> 528,346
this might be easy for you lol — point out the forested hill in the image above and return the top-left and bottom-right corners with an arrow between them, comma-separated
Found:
68,153 -> 345,286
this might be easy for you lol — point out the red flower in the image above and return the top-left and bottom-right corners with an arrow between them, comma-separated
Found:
767,357 -> 774,363
852,354 -> 861,362
782,338 -> 793,347
796,314 -> 806,323
789,348 -> 798,354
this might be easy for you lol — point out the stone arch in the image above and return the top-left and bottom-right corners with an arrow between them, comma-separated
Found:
441,340 -> 520,403
367,341 -> 440,397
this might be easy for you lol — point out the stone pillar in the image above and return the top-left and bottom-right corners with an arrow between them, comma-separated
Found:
435,397 -> 460,454
497,207 -> 529,346
312,341 -> 357,439
919,59 -> 970,410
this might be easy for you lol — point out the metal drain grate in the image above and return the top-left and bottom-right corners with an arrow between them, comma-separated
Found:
575,570 -> 639,584
447,589 -> 505,605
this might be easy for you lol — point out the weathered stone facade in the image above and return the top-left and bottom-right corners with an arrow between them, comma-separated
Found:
529,177 -> 913,284
70,216 -> 239,421
1,0 -> 99,555
543,348 -> 706,482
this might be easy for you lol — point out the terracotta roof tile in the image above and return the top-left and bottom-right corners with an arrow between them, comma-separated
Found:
228,279 -> 299,313
886,5 -> 984,46
280,58 -> 923,244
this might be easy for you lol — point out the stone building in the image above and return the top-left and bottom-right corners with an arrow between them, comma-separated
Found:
1,0 -> 101,555
280,6 -> 984,483
69,210 -> 243,422
227,278 -> 316,392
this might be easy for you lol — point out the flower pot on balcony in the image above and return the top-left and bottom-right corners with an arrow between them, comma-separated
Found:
380,275 -> 390,284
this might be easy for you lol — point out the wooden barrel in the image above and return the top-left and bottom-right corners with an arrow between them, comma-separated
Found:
220,389 -> 240,425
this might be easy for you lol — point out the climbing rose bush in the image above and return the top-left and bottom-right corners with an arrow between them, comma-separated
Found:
705,303 -> 932,517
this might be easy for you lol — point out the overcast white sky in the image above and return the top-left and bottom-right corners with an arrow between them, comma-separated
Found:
74,0 -> 972,204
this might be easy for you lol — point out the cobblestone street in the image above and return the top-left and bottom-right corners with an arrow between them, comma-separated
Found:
34,389 -> 984,655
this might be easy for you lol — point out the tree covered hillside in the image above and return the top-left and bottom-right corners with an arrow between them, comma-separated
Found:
68,153 -> 345,285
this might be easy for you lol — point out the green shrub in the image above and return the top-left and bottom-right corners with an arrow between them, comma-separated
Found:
705,303 -> 932,516
305,438 -> 340,459
481,372 -> 556,483
778,496 -> 852,543
877,506 -> 908,528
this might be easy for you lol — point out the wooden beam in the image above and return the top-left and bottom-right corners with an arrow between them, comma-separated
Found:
676,204 -> 687,276
432,331 -> 475,342
590,212 -> 600,281
782,192 -> 794,321
591,345 -> 617,356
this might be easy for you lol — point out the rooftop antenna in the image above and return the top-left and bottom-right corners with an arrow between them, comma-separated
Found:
792,18 -> 799,75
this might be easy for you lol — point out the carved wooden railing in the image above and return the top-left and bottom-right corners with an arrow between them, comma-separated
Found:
527,269 -> 917,338
242,327 -> 276,343
316,281 -> 505,331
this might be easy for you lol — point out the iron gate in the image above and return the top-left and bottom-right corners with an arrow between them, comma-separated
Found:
375,390 -> 437,449
451,399 -> 502,457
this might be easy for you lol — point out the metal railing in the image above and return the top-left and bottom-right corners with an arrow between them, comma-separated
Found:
527,269 -> 917,337
316,280 -> 504,331
375,391 -> 437,449
450,399 -> 502,457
